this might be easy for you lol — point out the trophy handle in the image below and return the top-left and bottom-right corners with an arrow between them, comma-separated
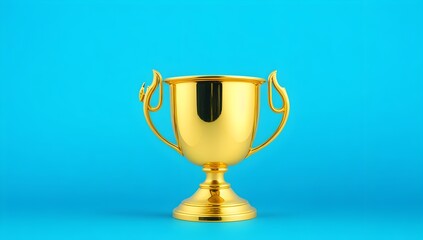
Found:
247,71 -> 290,157
139,70 -> 182,155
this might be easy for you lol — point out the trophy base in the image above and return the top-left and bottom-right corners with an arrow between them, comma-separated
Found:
173,163 -> 256,222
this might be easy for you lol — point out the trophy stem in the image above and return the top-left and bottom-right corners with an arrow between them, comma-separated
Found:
173,162 -> 256,222
201,162 -> 230,191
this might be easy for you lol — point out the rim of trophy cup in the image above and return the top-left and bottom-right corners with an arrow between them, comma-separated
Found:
164,75 -> 266,84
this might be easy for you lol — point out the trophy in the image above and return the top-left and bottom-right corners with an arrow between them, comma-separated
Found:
139,70 -> 289,222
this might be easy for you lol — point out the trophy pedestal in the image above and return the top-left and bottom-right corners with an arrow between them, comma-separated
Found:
173,163 -> 256,222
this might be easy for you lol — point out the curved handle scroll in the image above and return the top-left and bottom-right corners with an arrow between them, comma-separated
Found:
247,71 -> 290,157
139,70 -> 182,154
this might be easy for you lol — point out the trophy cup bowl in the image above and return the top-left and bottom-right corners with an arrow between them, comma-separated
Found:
139,70 -> 289,222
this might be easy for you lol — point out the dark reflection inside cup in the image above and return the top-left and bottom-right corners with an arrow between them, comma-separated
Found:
196,81 -> 222,122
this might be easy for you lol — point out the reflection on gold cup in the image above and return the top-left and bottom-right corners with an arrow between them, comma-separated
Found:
139,70 -> 289,222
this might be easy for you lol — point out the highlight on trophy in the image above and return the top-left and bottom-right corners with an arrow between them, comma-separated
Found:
139,70 -> 290,222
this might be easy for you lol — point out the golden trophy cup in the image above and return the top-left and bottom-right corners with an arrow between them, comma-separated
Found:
139,70 -> 289,222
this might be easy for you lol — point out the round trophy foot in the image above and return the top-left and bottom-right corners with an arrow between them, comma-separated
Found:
173,191 -> 256,222
173,163 -> 257,222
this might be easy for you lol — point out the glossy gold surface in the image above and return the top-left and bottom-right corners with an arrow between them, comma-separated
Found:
173,162 -> 256,222
140,71 -> 182,154
139,70 -> 289,222
168,75 -> 263,166
247,71 -> 290,156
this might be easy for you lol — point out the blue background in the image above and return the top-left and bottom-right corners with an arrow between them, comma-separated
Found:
1,0 -> 422,239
